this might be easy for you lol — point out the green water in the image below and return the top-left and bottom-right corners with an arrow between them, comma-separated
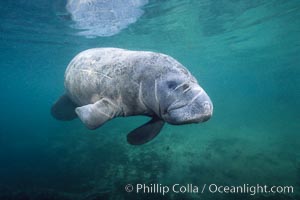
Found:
0,0 -> 299,199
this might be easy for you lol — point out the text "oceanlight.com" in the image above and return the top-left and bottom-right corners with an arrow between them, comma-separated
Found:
124,183 -> 294,196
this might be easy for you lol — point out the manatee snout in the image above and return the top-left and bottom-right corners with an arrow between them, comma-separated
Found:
197,101 -> 213,122
163,88 -> 213,125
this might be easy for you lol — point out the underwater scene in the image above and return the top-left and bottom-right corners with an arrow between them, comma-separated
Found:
0,0 -> 299,199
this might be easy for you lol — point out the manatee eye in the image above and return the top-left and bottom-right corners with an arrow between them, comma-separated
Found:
167,81 -> 177,89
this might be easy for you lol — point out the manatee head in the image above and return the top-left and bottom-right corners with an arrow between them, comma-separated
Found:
157,71 -> 213,125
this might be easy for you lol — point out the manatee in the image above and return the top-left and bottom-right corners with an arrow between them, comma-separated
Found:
51,48 -> 213,145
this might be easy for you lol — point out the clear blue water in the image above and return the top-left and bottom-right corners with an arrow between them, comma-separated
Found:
0,0 -> 299,199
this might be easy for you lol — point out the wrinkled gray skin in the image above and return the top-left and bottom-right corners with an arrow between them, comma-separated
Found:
64,48 -> 213,130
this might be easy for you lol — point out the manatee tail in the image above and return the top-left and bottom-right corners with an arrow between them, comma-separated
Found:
127,116 -> 165,145
51,94 -> 78,121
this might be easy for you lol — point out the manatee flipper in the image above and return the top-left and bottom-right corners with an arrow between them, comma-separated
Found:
51,94 -> 77,121
127,117 -> 165,145
75,99 -> 116,130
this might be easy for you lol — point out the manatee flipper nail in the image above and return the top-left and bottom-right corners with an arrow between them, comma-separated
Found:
75,99 -> 115,130
51,94 -> 77,121
127,117 -> 165,145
